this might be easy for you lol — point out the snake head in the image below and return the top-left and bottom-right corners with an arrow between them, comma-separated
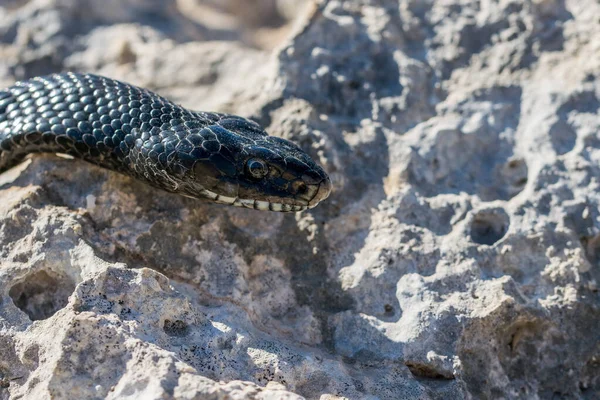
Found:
234,136 -> 332,211
179,117 -> 331,212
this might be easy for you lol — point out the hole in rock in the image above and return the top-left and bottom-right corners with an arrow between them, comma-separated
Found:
163,319 -> 189,337
0,375 -> 22,389
470,209 -> 510,245
501,158 -> 528,197
582,235 -> 600,267
348,80 -> 361,90
9,270 -> 75,321
405,361 -> 455,380
549,119 -> 577,155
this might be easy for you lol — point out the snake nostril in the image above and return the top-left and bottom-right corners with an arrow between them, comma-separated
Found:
296,182 -> 308,195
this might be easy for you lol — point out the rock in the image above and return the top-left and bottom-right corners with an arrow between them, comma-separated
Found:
1,0 -> 599,399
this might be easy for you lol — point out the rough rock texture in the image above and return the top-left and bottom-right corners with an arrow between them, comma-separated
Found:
0,0 -> 599,399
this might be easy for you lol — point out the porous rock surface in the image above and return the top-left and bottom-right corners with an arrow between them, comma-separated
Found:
0,0 -> 599,399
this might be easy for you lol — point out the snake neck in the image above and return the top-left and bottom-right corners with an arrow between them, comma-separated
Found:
0,73 -> 195,190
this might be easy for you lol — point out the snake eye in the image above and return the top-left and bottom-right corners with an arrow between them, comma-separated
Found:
246,158 -> 268,179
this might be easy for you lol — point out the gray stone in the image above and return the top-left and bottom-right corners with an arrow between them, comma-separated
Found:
1,0 -> 599,399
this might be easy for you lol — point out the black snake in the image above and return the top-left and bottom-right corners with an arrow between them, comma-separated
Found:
0,73 -> 331,212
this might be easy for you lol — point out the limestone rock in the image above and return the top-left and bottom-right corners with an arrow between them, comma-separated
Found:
0,0 -> 599,399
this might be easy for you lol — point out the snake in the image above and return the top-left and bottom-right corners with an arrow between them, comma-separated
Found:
0,73 -> 331,212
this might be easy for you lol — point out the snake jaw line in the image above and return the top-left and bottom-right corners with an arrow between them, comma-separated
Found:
254,200 -> 270,211
215,194 -> 237,205
204,188 -> 308,212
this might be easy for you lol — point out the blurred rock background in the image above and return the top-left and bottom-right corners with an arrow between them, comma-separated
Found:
0,0 -> 599,399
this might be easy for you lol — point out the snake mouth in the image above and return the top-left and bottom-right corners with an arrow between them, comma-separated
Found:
198,188 -> 309,212
234,198 -> 308,212
229,196 -> 308,212
307,176 -> 332,208
195,175 -> 331,212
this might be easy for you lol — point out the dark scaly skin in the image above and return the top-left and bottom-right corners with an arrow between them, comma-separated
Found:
0,73 -> 331,212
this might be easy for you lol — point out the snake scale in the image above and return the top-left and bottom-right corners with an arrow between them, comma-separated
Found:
0,73 -> 331,211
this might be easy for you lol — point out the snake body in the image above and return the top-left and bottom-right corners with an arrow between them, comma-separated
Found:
0,73 -> 331,211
